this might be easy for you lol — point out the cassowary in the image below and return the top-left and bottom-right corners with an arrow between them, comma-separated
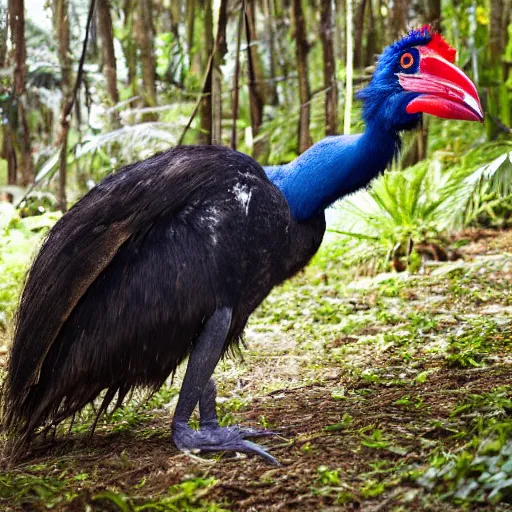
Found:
2,27 -> 482,464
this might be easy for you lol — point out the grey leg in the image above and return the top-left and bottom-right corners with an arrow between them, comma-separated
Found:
172,308 -> 278,465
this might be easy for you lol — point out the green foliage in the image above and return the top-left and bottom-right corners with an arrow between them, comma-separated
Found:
329,141 -> 512,272
0,210 -> 60,329
419,388 -> 512,504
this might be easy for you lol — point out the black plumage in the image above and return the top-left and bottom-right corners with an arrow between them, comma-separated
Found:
3,145 -> 324,457
4,28 -> 483,462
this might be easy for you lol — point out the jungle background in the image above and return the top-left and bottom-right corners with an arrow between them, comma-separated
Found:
0,0 -> 511,510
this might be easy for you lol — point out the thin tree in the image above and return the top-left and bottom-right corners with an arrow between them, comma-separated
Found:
135,0 -> 157,118
246,0 -> 269,157
1,2 -> 16,185
120,0 -> 138,98
344,0 -> 353,135
291,0 -> 312,153
186,0 -> 195,64
0,3 -> 7,67
388,0 -> 408,41
231,0 -> 245,150
96,0 -> 119,114
54,0 -> 72,211
425,0 -> 441,25
8,0 -> 34,185
262,0 -> 279,105
487,0 -> 510,139
199,0 -> 214,144
353,0 -> 367,69
320,0 -> 338,136
212,0 -> 229,145
365,0 -> 377,66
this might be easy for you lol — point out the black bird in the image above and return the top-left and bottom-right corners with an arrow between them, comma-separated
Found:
3,27 -> 483,463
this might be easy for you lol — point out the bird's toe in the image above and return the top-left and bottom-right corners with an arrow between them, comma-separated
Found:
172,422 -> 280,465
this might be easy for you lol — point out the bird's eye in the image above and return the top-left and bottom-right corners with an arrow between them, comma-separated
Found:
400,52 -> 415,69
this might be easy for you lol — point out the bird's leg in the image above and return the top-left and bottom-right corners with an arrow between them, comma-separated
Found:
172,308 -> 278,465
199,378 -> 275,438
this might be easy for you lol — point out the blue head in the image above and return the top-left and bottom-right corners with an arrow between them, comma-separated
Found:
357,26 -> 483,133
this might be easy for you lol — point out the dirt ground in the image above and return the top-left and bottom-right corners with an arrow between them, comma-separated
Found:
0,229 -> 511,511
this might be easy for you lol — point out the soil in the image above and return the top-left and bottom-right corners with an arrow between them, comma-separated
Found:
0,228 -> 511,511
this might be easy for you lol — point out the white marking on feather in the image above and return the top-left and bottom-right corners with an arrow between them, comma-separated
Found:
232,183 -> 252,215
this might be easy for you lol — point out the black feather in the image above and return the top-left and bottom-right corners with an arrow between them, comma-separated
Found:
2,145 -> 325,451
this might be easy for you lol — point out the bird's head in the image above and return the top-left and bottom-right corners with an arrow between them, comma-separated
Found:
358,26 -> 483,132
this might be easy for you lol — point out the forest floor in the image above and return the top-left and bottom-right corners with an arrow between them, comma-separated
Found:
0,229 -> 511,511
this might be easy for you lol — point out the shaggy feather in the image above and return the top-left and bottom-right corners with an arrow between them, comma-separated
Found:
3,145 -> 324,451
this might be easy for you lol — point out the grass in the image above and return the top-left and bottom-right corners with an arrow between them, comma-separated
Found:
0,228 -> 511,510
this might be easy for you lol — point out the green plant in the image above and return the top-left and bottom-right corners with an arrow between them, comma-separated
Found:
329,141 -> 512,272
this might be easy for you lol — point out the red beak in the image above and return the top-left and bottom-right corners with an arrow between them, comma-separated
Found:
398,47 -> 484,122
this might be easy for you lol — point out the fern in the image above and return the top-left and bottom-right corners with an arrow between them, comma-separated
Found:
329,141 -> 512,270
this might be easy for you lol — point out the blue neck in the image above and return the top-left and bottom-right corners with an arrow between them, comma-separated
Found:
265,123 -> 400,222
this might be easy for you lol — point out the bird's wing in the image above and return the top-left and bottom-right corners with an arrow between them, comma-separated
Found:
5,146 -> 261,411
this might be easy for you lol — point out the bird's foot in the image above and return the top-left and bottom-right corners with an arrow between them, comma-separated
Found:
172,421 -> 280,465
200,420 -> 276,439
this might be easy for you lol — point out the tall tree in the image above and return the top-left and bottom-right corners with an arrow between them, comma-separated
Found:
486,0 -> 510,139
424,0 -> 441,24
291,0 -> 312,153
365,0 -> 377,66
212,0 -> 229,144
120,0 -> 138,98
231,0 -> 245,150
262,0 -> 279,105
320,0 -> 338,135
0,3 -> 7,67
353,0 -> 367,68
96,0 -> 119,110
344,0 -> 354,134
54,0 -> 72,211
388,0 -> 408,41
135,0 -> 157,117
8,0 -> 34,186
246,0 -> 269,157
199,0 -> 214,144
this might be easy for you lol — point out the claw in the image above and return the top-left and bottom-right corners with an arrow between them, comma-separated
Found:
172,422 -> 280,465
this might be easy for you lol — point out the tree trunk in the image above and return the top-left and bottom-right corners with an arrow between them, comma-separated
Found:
186,0 -> 195,62
9,0 -> 34,186
0,3 -> 8,68
365,0 -> 377,66
135,0 -> 157,118
291,0 -> 312,153
320,0 -> 337,135
199,0 -> 214,144
96,0 -> 119,110
231,0 -> 245,150
388,0 -> 408,41
246,1 -> 268,158
486,0 -> 509,139
424,0 -> 441,24
353,0 -> 367,69
344,0 -> 353,134
335,0 -> 346,64
54,0 -> 72,211
263,0 -> 279,105
212,0 -> 229,145
121,0 -> 138,98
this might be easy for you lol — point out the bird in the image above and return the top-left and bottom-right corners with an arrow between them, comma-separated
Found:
2,26 -> 483,464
